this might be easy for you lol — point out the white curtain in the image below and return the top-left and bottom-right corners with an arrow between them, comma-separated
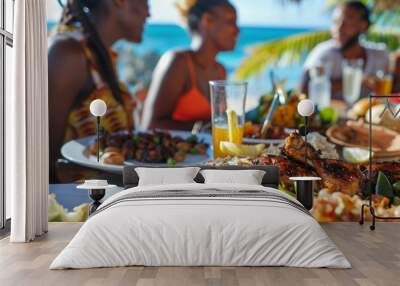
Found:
7,0 -> 49,242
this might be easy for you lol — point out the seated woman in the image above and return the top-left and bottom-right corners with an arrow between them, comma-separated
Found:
142,0 -> 239,131
48,0 -> 150,182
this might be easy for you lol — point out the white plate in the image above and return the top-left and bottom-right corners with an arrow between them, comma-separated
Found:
61,131 -> 213,174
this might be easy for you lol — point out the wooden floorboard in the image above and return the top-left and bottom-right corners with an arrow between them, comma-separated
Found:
0,222 -> 399,286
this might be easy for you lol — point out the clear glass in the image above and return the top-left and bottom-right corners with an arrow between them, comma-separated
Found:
308,66 -> 331,108
5,0 -> 14,33
209,81 -> 247,158
342,59 -> 364,105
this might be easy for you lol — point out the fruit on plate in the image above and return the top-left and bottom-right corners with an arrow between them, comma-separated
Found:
319,107 -> 339,125
343,147 -> 372,164
219,141 -> 265,157
365,104 -> 400,132
226,109 -> 240,142
352,98 -> 380,117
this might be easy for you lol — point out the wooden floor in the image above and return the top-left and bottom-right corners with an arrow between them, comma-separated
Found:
0,223 -> 399,286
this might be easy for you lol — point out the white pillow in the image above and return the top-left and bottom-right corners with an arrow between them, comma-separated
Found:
135,167 -> 201,186
200,169 -> 266,185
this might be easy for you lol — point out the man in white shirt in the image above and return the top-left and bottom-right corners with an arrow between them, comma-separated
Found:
301,1 -> 390,100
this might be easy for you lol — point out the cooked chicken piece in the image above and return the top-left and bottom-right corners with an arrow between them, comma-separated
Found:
282,133 -> 365,195
253,155 -> 316,190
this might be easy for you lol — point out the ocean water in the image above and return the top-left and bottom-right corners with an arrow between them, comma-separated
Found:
47,22 -> 316,107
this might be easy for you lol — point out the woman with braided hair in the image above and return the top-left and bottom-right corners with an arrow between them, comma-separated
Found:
48,0 -> 149,182
142,0 -> 239,130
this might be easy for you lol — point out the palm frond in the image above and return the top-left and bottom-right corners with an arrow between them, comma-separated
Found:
235,31 -> 330,80
235,28 -> 400,80
373,9 -> 400,27
366,28 -> 400,51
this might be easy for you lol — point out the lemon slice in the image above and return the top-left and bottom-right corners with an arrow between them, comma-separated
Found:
220,141 -> 265,157
343,147 -> 373,164
226,109 -> 239,142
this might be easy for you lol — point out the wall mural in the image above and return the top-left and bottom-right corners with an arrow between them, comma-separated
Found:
47,0 -> 400,222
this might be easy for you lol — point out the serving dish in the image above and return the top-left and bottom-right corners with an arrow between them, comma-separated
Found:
326,121 -> 400,158
61,130 -> 213,173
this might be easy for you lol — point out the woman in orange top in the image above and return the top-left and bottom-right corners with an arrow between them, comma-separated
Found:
48,0 -> 150,182
142,0 -> 239,130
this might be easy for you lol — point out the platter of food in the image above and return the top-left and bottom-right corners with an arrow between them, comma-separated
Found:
326,121 -> 400,158
209,131 -> 400,222
61,130 -> 212,173
243,91 -> 339,144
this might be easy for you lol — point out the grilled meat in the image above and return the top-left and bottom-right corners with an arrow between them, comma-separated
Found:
282,133 -> 365,195
253,155 -> 316,189
360,162 -> 400,185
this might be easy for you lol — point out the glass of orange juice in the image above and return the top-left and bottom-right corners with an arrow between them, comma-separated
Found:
209,81 -> 247,158
375,71 -> 393,96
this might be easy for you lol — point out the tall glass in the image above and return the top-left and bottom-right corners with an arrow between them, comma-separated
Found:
342,59 -> 364,105
210,81 -> 247,158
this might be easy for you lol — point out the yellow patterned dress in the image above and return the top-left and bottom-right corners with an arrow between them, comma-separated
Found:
58,27 -> 135,142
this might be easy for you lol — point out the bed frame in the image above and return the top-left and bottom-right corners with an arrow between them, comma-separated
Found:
123,165 -> 280,189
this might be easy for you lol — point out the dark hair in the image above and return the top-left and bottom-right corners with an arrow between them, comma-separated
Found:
342,1 -> 371,26
58,0 -> 123,103
187,0 -> 234,32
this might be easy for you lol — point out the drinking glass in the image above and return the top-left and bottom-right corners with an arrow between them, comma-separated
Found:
342,59 -> 364,105
375,70 -> 393,96
209,81 -> 247,158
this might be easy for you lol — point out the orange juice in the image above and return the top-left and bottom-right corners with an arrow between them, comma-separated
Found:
376,76 -> 393,96
212,125 -> 244,158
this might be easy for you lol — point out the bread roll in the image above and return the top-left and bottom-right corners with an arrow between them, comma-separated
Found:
352,98 -> 380,117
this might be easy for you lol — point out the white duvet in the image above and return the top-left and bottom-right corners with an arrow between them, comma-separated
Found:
50,183 -> 351,269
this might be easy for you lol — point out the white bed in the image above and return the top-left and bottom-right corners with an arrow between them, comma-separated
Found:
50,183 -> 351,269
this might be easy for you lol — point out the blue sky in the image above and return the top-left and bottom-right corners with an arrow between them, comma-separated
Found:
47,0 -> 332,28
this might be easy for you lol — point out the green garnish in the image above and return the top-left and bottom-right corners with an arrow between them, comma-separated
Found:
278,185 -> 296,198
393,182 -> 400,195
167,158 -> 177,166
186,135 -> 198,145
319,107 -> 338,125
153,136 -> 161,145
376,172 -> 394,199
393,197 -> 400,206
189,148 -> 199,155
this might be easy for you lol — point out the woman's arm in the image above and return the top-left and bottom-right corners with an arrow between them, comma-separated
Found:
48,38 -> 88,182
142,51 -> 195,131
